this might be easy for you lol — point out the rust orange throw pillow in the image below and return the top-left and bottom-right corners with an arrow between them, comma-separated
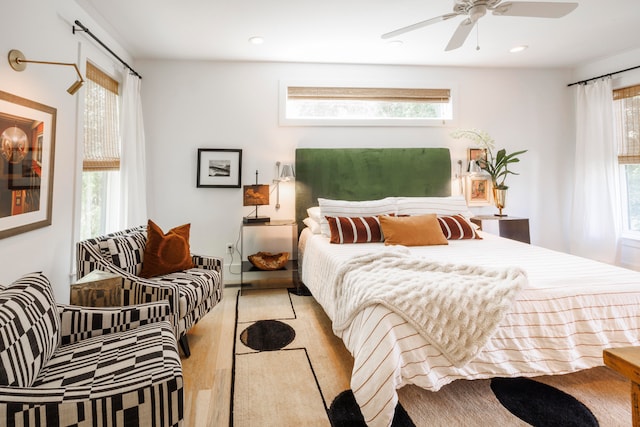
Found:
379,213 -> 448,246
139,220 -> 194,278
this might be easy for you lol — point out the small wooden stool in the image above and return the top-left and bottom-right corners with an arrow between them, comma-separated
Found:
604,346 -> 640,427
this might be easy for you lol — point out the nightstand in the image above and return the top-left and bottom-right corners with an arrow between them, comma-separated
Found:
240,219 -> 298,290
470,215 -> 530,244
70,270 -> 122,306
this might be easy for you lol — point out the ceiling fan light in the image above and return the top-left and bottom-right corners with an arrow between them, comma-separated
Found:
510,45 -> 528,53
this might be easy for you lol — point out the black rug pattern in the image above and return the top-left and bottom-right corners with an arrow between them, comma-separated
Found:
329,390 -> 415,427
239,319 -> 295,351
490,377 -> 599,427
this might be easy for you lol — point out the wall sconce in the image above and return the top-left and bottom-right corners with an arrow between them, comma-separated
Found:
274,161 -> 295,210
243,170 -> 271,223
8,49 -> 84,95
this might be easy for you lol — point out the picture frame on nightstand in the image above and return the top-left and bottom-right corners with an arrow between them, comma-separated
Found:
465,176 -> 492,206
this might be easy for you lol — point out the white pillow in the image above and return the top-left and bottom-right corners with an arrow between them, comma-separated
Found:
318,197 -> 397,236
303,217 -> 321,234
396,195 -> 474,219
307,207 -> 322,223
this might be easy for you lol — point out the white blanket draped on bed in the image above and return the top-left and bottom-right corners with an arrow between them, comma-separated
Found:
332,250 -> 527,366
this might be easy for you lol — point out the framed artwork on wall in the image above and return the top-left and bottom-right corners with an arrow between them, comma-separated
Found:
197,148 -> 242,188
466,176 -> 492,206
0,90 -> 56,239
467,147 -> 488,172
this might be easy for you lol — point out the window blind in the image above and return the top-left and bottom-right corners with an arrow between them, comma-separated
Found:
83,62 -> 120,171
614,84 -> 640,164
287,86 -> 451,103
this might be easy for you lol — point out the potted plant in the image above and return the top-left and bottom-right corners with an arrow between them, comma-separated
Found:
451,129 -> 527,216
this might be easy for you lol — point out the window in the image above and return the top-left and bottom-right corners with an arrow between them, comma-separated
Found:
81,62 -> 120,239
280,84 -> 453,126
613,84 -> 640,234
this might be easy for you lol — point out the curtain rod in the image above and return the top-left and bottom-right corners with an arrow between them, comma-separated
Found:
567,64 -> 640,87
72,20 -> 142,79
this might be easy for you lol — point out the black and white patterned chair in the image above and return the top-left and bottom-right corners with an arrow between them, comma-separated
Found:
0,272 -> 183,427
76,225 -> 223,357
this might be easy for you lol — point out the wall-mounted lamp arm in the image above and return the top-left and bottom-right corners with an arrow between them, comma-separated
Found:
8,49 -> 85,95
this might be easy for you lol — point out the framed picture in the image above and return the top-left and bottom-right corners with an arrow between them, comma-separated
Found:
467,147 -> 488,172
197,148 -> 242,188
466,176 -> 492,206
0,90 -> 56,239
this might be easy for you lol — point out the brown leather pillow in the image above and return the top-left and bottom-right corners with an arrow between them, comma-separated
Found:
379,213 -> 448,246
139,220 -> 194,278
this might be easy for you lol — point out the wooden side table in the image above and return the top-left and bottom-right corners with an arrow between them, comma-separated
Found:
70,270 -> 122,307
604,347 -> 640,427
240,219 -> 298,290
470,215 -> 531,244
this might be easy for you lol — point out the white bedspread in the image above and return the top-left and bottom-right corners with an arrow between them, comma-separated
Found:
299,229 -> 640,427
332,249 -> 526,366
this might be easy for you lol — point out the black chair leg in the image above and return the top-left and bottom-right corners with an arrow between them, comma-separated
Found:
179,335 -> 191,358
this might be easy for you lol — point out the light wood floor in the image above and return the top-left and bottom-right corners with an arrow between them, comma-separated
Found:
181,287 -> 239,427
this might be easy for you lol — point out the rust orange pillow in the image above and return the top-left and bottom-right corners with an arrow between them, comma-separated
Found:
139,220 -> 194,278
379,214 -> 448,246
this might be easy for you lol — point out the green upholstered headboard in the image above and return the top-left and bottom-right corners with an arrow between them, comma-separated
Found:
295,147 -> 451,229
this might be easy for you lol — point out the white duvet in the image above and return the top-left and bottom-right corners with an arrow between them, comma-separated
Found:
299,229 -> 640,427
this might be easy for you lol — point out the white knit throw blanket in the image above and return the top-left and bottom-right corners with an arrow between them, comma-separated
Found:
331,249 -> 527,367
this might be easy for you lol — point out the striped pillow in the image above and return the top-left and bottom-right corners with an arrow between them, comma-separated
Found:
437,214 -> 482,240
318,198 -> 397,236
326,216 -> 384,244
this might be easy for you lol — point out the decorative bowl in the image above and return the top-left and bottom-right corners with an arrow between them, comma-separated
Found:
248,251 -> 290,271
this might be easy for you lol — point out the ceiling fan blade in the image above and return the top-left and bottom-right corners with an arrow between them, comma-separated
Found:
492,2 -> 578,18
381,13 -> 458,39
445,18 -> 475,51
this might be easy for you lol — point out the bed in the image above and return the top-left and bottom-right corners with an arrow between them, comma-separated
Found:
295,148 -> 640,427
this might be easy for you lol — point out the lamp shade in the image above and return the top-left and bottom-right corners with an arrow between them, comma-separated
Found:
279,164 -> 295,181
243,184 -> 270,206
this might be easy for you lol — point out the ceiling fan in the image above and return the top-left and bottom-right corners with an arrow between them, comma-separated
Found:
381,0 -> 578,51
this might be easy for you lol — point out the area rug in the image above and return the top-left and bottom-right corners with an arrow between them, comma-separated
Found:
231,288 -> 631,426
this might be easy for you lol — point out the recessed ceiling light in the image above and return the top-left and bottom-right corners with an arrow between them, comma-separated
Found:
509,45 -> 528,53
248,36 -> 264,45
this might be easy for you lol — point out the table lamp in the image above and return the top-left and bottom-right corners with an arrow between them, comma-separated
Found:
243,170 -> 270,223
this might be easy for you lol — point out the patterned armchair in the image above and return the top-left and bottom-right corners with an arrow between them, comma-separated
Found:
76,225 -> 223,356
0,273 -> 183,427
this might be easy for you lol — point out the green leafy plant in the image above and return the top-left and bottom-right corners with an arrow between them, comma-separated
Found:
451,128 -> 527,190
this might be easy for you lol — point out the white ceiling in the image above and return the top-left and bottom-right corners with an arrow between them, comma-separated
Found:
74,0 -> 640,68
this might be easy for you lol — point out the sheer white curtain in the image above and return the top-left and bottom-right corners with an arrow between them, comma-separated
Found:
570,78 -> 620,263
118,70 -> 148,228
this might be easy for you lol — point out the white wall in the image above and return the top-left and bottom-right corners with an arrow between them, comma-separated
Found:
138,60 -> 575,283
0,0 -> 82,299
0,0 -> 133,301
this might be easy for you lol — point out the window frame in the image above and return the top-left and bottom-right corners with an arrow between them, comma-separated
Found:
278,80 -> 458,127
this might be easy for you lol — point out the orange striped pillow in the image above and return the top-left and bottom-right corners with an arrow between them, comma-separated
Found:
326,216 -> 384,244
437,214 -> 482,240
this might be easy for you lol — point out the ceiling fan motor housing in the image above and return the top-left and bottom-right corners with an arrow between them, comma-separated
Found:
454,0 -> 502,14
